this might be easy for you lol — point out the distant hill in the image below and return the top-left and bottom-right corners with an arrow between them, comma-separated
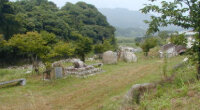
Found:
99,8 -> 151,29
99,8 -> 184,37
115,27 -> 146,37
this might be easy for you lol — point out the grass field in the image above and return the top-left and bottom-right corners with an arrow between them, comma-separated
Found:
0,55 -> 199,110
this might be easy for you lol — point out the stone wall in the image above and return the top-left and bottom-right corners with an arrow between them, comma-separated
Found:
64,65 -> 103,77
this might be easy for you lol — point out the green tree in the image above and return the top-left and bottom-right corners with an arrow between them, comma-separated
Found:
53,41 -> 74,58
61,2 -> 115,43
0,0 -> 21,40
170,33 -> 187,46
8,32 -> 50,73
140,37 -> 158,56
140,0 -> 200,79
75,35 -> 93,62
8,31 -> 74,73
94,44 -> 104,54
94,39 -> 114,54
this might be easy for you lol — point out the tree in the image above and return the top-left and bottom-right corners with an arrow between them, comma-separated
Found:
0,0 -> 22,40
94,39 -> 114,54
61,2 -> 115,43
141,0 -> 200,79
170,33 -> 187,46
140,37 -> 158,56
75,34 -> 93,62
53,41 -> 74,58
157,31 -> 171,45
8,31 -> 74,73
8,32 -> 50,73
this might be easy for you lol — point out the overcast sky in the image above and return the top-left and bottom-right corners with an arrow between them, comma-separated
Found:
48,0 -> 174,11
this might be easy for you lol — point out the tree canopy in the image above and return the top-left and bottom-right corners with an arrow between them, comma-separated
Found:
0,0 -> 116,66
9,0 -> 115,44
141,0 -> 200,79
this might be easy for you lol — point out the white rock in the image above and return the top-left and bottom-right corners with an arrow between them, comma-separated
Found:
123,52 -> 137,63
183,57 -> 189,62
103,51 -> 118,64
25,70 -> 32,74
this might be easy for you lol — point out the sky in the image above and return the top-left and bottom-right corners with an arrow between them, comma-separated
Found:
48,0 -> 174,11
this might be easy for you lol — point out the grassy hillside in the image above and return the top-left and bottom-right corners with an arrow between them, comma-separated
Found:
0,54 -> 193,110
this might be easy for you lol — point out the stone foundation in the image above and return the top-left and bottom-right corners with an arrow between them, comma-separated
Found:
64,65 -> 103,77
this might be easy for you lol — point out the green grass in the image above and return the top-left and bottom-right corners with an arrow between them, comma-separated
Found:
136,61 -> 200,110
0,55 -> 197,110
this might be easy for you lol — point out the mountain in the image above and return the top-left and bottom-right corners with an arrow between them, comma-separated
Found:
99,8 -> 184,37
99,8 -> 151,29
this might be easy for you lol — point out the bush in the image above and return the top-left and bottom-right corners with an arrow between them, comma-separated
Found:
140,37 -> 158,56
170,34 -> 187,46
94,39 -> 114,54
148,47 -> 160,58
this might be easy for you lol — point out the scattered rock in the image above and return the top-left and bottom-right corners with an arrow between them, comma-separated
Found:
123,52 -> 137,63
124,83 -> 156,104
183,57 -> 189,62
103,51 -> 118,64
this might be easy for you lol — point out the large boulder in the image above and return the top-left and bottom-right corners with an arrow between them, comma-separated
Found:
103,51 -> 118,64
123,52 -> 137,63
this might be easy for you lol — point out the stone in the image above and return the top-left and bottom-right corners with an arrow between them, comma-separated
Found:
102,51 -> 118,64
124,83 -> 156,104
183,57 -> 188,62
55,67 -> 63,78
25,70 -> 32,74
123,52 -> 137,63
0,78 -> 26,86
73,60 -> 86,68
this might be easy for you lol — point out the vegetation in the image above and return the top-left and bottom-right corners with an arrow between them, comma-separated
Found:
137,62 -> 199,110
75,35 -> 93,62
141,0 -> 200,79
140,37 -> 158,56
0,0 -> 116,66
0,54 -> 189,110
7,31 -> 74,73
0,0 -> 199,110
170,33 -> 188,46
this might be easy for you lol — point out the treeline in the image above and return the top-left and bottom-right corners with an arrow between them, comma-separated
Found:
115,27 -> 146,37
0,0 -> 116,66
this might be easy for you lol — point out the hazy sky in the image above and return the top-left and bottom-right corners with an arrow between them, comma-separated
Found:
49,0 -> 174,11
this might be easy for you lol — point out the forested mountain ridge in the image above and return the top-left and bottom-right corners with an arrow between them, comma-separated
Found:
1,0 -> 115,43
0,0 -> 116,65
